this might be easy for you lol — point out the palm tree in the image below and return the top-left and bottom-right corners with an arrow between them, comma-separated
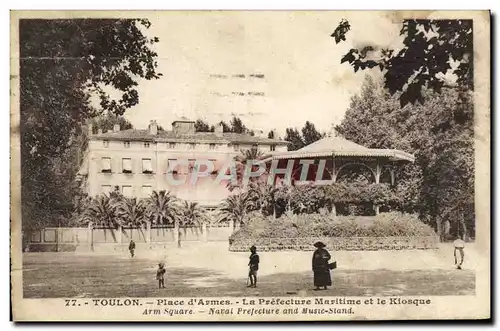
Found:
80,194 -> 122,228
248,182 -> 278,218
117,197 -> 147,227
228,146 -> 267,192
145,190 -> 182,247
145,190 -> 179,225
177,201 -> 207,247
218,192 -> 256,227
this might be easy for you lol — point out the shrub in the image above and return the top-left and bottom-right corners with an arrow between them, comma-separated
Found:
230,212 -> 437,241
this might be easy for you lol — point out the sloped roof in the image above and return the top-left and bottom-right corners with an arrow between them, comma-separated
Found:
92,129 -> 289,145
261,136 -> 414,162
298,136 -> 370,153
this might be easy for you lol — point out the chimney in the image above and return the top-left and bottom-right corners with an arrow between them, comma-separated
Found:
98,128 -> 103,135
88,124 -> 93,136
149,120 -> 158,135
214,123 -> 223,137
113,124 -> 120,132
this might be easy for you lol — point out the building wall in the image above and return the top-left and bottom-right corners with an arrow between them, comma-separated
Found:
84,138 -> 286,205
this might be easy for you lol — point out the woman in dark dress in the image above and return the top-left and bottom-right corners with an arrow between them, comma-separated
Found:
312,241 -> 332,290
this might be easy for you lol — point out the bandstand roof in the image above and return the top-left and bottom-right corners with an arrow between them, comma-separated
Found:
261,136 -> 415,163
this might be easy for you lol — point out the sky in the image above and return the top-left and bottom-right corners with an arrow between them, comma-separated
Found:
122,11 -> 405,137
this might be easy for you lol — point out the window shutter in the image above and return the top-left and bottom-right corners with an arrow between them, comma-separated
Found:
101,158 -> 111,172
142,159 -> 153,173
123,158 -> 132,173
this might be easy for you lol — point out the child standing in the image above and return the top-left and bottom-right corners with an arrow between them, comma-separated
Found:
248,246 -> 260,288
156,263 -> 166,288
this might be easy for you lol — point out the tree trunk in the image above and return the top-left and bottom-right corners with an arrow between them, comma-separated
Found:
174,221 -> 181,248
436,218 -> 444,242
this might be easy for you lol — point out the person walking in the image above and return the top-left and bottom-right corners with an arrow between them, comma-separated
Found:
156,263 -> 166,288
312,241 -> 333,290
453,235 -> 465,269
247,245 -> 260,288
129,240 -> 136,258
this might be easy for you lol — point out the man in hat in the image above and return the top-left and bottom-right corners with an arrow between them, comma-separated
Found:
248,245 -> 260,288
156,263 -> 166,289
129,240 -> 136,258
312,241 -> 332,290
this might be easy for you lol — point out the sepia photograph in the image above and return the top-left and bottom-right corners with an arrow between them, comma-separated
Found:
10,10 -> 490,321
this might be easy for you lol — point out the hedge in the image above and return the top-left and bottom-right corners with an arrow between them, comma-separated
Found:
229,212 -> 439,251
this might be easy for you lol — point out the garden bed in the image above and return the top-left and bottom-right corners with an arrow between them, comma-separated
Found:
229,212 -> 439,251
229,236 -> 438,251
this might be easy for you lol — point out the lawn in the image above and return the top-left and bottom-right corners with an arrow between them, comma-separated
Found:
22,248 -> 475,298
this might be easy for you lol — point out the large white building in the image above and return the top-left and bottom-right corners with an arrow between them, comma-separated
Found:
77,118 -> 288,208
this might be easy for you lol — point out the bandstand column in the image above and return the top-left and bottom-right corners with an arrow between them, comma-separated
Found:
373,159 -> 381,215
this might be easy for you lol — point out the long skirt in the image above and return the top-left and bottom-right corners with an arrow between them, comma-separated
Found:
313,268 -> 332,287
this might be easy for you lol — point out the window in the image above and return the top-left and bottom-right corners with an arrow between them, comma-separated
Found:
188,143 -> 196,150
122,185 -> 133,197
169,142 -> 176,149
270,145 -> 276,152
122,158 -> 132,174
209,143 -> 216,150
142,185 -> 152,198
208,159 -> 218,175
144,142 -> 150,148
101,157 -> 111,173
233,144 -> 240,151
101,185 -> 112,194
167,159 -> 178,174
188,159 -> 196,172
103,140 -> 109,148
124,141 -> 131,148
142,158 -> 153,174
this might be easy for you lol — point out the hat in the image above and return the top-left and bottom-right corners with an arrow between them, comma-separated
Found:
313,241 -> 326,248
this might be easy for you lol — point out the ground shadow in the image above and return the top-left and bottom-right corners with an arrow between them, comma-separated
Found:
23,254 -> 475,298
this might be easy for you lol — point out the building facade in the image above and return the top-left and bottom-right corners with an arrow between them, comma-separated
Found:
77,118 -> 288,208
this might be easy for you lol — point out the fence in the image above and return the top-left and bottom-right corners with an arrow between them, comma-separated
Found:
24,222 -> 234,252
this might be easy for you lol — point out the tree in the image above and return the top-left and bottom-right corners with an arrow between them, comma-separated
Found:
145,190 -> 179,226
218,121 -> 231,133
267,130 -> 275,139
284,128 -> 305,151
218,192 -> 256,227
195,119 -> 211,132
335,76 -> 474,239
301,121 -> 323,146
20,19 -> 161,230
116,197 -> 147,227
332,18 -> 473,106
230,116 -> 248,134
177,201 -> 207,247
79,194 -> 121,228
227,147 -> 266,192
90,114 -> 134,134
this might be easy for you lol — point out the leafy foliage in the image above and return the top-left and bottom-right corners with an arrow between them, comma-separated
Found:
194,119 -> 211,132
284,121 -> 325,151
217,192 -> 256,226
89,114 -> 134,134
145,190 -> 179,225
335,76 -> 474,239
333,19 -> 473,106
116,197 -> 147,227
79,194 -> 121,228
230,212 -> 436,241
20,19 -> 161,229
284,128 -> 305,151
